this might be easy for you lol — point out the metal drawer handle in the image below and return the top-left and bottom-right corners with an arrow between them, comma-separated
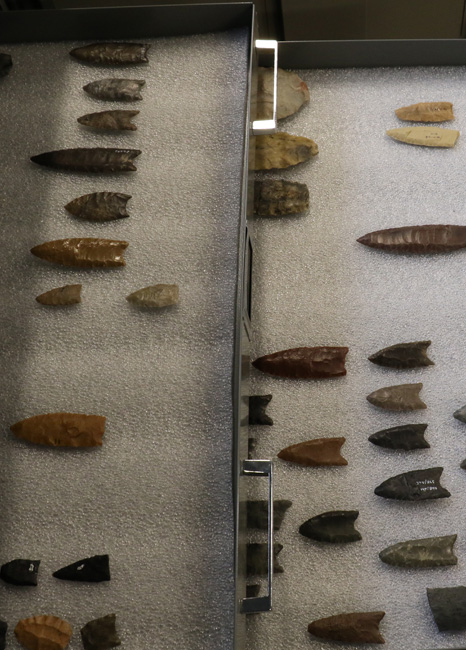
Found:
252,39 -> 278,135
241,459 -> 274,613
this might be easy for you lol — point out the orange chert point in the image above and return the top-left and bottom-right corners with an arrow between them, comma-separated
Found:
31,238 -> 128,268
308,611 -> 385,643
278,437 -> 347,467
252,346 -> 348,379
395,101 -> 454,122
11,412 -> 106,447
15,615 -> 72,650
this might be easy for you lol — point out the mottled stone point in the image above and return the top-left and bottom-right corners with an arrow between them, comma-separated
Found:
252,132 -> 318,170
253,346 -> 348,379
308,611 -> 385,643
15,616 -> 72,650
81,614 -> 121,650
366,383 -> 426,411
253,179 -> 309,217
395,101 -> 454,122
368,340 -> 433,369
379,535 -> 457,567
11,412 -> 106,447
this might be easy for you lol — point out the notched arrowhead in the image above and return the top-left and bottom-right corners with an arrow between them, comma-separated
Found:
379,534 -> 457,567
357,225 -> 466,254
299,510 -> 361,543
395,102 -> 454,122
366,383 -> 426,411
126,284 -> 179,308
246,543 -> 283,575
308,611 -> 385,643
368,423 -> 429,451
253,179 -> 309,217
427,586 -> 466,631
368,340 -> 433,369
53,555 -> 110,582
278,437 -> 347,467
374,467 -> 450,501
31,238 -> 128,268
249,395 -> 273,425
11,412 -> 106,447
0,559 -> 40,585
387,126 -> 459,147
81,614 -> 121,650
247,499 -> 292,530
15,616 -> 72,650
252,346 -> 348,379
252,132 -> 318,171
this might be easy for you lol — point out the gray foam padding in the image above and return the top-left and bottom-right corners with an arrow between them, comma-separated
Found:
0,28 -> 249,650
247,67 -> 466,649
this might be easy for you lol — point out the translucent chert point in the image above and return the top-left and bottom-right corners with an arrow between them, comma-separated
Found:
126,284 -> 179,308
0,620 -> 6,650
31,238 -> 128,268
253,179 -> 310,217
78,110 -> 139,131
366,383 -> 426,411
252,132 -> 318,171
0,559 -> 40,586
249,395 -> 273,425
247,499 -> 292,531
368,340 -> 433,369
246,543 -> 283,575
81,614 -> 121,650
83,79 -> 145,101
308,611 -> 385,644
453,405 -> 466,423
379,534 -> 457,568
252,346 -> 348,379
395,102 -> 454,122
278,437 -> 347,467
386,126 -> 459,147
15,615 -> 72,650
36,285 -> 82,306
427,586 -> 466,631
374,467 -> 450,501
11,412 -> 106,447
53,555 -> 110,582
257,67 -> 309,120
65,192 -> 131,221
0,53 -> 12,77
299,510 -> 362,543
70,42 -> 149,64
30,148 -> 141,173
368,423 -> 429,451
357,224 -> 466,254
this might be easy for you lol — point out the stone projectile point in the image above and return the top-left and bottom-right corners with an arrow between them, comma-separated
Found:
368,423 -> 429,451
15,616 -> 72,650
366,383 -> 426,411
387,126 -> 459,147
53,555 -> 110,582
253,132 -> 318,170
395,102 -> 454,122
374,467 -> 450,501
257,67 -> 309,120
0,559 -> 40,586
427,586 -> 466,631
252,346 -> 348,379
81,614 -> 121,650
278,437 -> 347,467
308,611 -> 385,643
368,340 -> 433,368
379,534 -> 457,567
253,179 -> 309,216
358,224 -> 466,254
299,510 -> 361,543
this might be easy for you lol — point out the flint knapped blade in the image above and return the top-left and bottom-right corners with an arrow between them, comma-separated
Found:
70,42 -> 149,65
0,559 -> 40,586
83,78 -> 145,101
308,611 -> 385,643
252,132 -> 318,171
15,616 -> 72,650
252,346 -> 348,379
366,383 -> 426,411
53,554 -> 110,582
36,284 -> 82,306
379,534 -> 457,568
246,543 -> 283,575
78,109 -> 139,131
0,620 -> 6,650
368,423 -> 429,451
278,437 -> 347,467
253,179 -> 309,217
11,412 -> 106,447
395,102 -> 454,122
81,614 -> 121,650
374,467 -> 450,501
0,53 -> 12,77
454,404 -> 466,423
368,340 -> 433,368
257,67 -> 310,120
299,510 -> 362,543
249,395 -> 273,425
427,586 -> 466,631
31,148 -> 141,173
126,284 -> 179,308
387,126 -> 459,147
65,192 -> 131,222
357,224 -> 466,254
31,238 -> 128,268
247,500 -> 292,531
